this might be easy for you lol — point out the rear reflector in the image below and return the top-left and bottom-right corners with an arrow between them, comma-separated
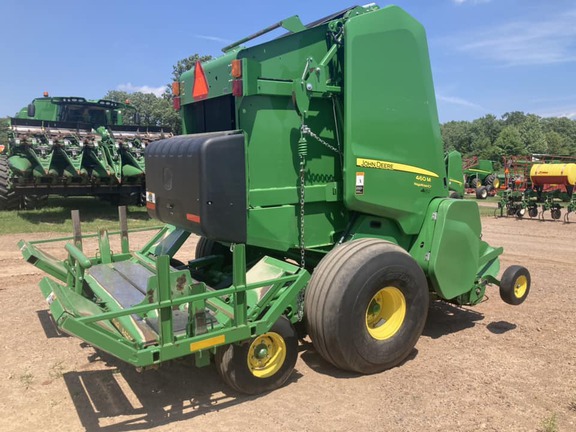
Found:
172,81 -> 180,96
173,96 -> 181,111
231,59 -> 242,78
232,79 -> 243,97
192,61 -> 209,100
186,213 -> 201,223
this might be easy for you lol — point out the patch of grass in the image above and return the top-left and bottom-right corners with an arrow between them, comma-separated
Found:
19,371 -> 34,389
539,413 -> 558,432
0,197 -> 159,235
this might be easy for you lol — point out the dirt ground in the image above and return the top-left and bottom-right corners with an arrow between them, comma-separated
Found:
1,217 -> 575,432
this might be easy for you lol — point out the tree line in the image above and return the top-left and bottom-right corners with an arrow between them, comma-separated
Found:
441,112 -> 576,164
103,54 -> 213,134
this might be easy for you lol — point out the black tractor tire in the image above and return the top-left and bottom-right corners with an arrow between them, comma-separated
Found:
449,191 -> 462,199
305,238 -> 429,374
476,186 -> 488,200
23,194 -> 49,210
551,208 -> 562,220
499,265 -> 530,306
484,174 -> 498,188
528,207 -> 538,218
215,316 -> 298,394
470,177 -> 478,189
0,156 -> 20,211
516,208 -> 525,219
195,237 -> 231,260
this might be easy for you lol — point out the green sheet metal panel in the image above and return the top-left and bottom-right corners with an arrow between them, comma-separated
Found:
234,26 -> 347,251
427,199 -> 482,299
342,6 -> 447,236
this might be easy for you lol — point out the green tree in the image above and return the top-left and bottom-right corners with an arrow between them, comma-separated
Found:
545,131 -> 570,155
441,121 -> 473,154
518,114 -> 547,154
103,90 -> 177,131
502,111 -> 527,127
104,54 -> 214,134
494,125 -> 526,156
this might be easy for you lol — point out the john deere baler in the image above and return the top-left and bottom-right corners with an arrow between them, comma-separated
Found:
21,4 -> 530,394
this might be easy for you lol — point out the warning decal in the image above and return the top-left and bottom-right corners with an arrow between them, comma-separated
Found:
356,172 -> 365,195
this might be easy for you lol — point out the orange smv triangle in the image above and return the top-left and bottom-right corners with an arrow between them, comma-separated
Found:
192,61 -> 209,100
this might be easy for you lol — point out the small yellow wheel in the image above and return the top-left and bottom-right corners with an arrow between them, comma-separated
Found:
215,316 -> 298,394
365,287 -> 406,340
500,265 -> 530,305
247,332 -> 286,378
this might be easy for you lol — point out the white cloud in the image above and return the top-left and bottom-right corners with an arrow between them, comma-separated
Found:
116,83 -> 165,97
537,108 -> 576,119
194,34 -> 233,44
453,9 -> 576,66
437,94 -> 486,111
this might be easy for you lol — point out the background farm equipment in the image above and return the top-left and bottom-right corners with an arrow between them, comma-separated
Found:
495,189 -> 534,219
463,156 -> 499,199
563,193 -> 576,222
23,4 -> 531,394
539,195 -> 563,221
1,95 -> 171,210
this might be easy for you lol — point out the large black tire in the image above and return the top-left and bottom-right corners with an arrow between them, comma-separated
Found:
476,186 -> 488,200
484,174 -> 499,189
470,177 -> 478,189
499,265 -> 530,305
195,236 -> 231,259
305,238 -> 429,374
0,156 -> 20,210
551,208 -> 562,220
215,316 -> 298,394
528,206 -> 538,218
23,194 -> 49,210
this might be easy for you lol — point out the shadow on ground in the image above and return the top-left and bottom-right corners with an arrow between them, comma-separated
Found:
63,349 -> 302,431
423,300 -> 484,339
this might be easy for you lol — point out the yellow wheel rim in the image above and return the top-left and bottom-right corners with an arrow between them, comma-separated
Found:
514,275 -> 528,299
365,287 -> 406,340
247,332 -> 286,378
493,178 -> 500,189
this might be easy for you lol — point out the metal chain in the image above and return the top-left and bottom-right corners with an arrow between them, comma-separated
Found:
298,154 -> 306,268
301,124 -> 341,154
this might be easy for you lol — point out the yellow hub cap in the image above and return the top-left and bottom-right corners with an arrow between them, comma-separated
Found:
365,287 -> 406,340
247,332 -> 286,378
493,178 -> 500,189
514,275 -> 528,299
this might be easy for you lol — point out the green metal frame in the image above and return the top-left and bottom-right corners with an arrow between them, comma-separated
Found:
20,210 -> 310,368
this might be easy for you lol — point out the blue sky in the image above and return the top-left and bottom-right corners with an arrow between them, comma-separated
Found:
1,0 -> 575,122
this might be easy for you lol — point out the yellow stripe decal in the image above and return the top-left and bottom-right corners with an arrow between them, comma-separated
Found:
449,178 -> 463,185
356,158 -> 439,178
190,334 -> 225,352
